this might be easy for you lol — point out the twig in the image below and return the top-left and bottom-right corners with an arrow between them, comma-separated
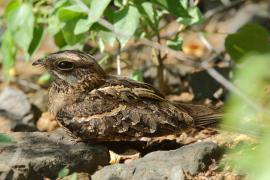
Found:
116,45 -> 121,75
204,0 -> 245,20
156,32 -> 167,94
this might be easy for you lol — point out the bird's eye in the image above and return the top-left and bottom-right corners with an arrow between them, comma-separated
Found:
57,61 -> 74,71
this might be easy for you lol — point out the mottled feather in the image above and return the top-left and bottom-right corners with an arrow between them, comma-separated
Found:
32,50 -> 222,142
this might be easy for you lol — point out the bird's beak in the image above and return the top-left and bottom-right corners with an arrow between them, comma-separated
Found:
32,58 -> 44,66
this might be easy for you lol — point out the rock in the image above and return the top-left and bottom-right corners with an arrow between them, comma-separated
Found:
92,141 -> 221,180
0,130 -> 110,180
0,87 -> 39,132
28,89 -> 48,112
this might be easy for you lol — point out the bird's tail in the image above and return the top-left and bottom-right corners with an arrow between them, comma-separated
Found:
174,103 -> 223,126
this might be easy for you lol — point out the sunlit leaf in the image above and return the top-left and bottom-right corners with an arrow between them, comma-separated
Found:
166,36 -> 183,50
1,30 -> 16,79
74,0 -> 112,34
113,5 -> 140,48
58,167 -> 70,178
3,0 -> 20,18
74,18 -> 91,35
151,0 -> 190,18
177,6 -> 203,25
136,1 -> 158,30
48,15 -> 64,35
141,2 -> 156,23
7,3 -> 34,58
58,5 -> 86,22
69,173 -> 77,180
97,23 -> 116,47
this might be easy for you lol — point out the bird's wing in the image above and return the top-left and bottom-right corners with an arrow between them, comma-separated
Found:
56,78 -> 193,141
103,76 -> 166,100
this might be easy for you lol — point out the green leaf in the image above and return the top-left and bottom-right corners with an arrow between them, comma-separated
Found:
0,134 -> 16,144
62,20 -> 84,45
7,3 -> 34,57
223,54 -> 270,180
58,167 -> 70,178
57,4 -> 87,45
225,23 -> 270,62
132,69 -> 144,82
177,6 -> 203,25
97,24 -> 116,47
37,73 -> 52,85
114,0 -> 123,7
28,25 -> 44,56
113,5 -> 140,48
141,2 -> 156,24
58,5 -> 86,22
74,18 -> 92,35
151,0 -> 190,18
1,30 -> 16,78
48,15 -> 64,35
4,0 -> 20,18
54,0 -> 70,11
179,0 -> 188,9
74,0 -> 112,34
82,0 -> 91,7
166,36 -> 183,50
54,31 -> 67,48
135,2 -> 158,30
69,173 -> 77,180
223,53 -> 270,136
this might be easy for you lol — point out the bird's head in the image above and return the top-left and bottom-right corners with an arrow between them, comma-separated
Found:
32,50 -> 106,86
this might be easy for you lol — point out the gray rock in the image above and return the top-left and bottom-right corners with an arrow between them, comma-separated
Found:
92,141 -> 221,180
0,87 -> 38,132
29,89 -> 48,112
0,130 -> 110,180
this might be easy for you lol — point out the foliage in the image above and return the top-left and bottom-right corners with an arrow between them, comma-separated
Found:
58,166 -> 77,179
1,0 -> 202,77
0,134 -> 15,144
225,23 -> 270,62
58,166 -> 70,178
222,53 -> 270,179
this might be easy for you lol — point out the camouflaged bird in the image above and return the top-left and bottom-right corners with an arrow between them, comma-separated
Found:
32,50 -> 222,142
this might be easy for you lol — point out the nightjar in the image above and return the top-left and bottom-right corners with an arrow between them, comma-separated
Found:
32,50 -> 222,142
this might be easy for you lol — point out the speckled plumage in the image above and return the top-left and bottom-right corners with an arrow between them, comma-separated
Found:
33,50 -> 221,142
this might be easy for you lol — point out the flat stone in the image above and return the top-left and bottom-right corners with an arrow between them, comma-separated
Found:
92,141 -> 221,180
0,130 -> 110,180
